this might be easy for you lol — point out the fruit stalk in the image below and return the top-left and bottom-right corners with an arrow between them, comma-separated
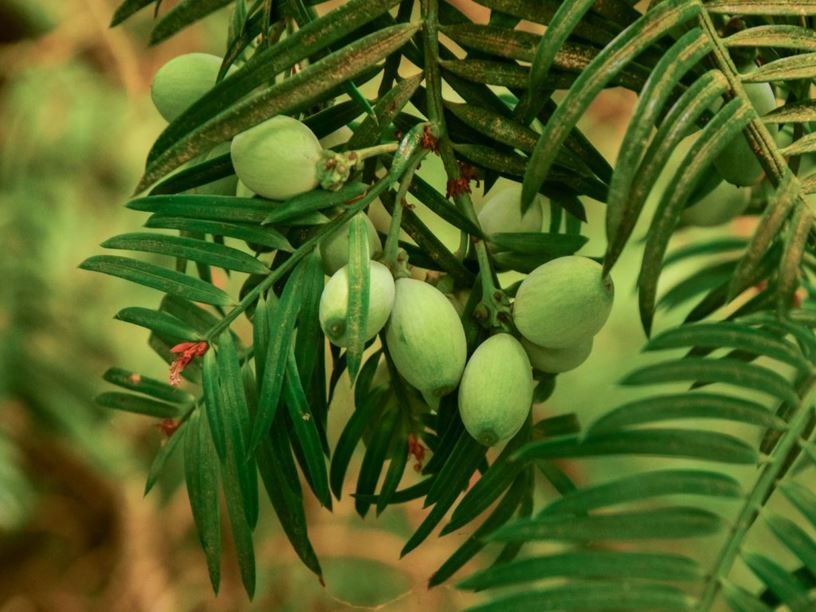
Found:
420,0 -> 509,328
319,142 -> 400,191
698,373 -> 816,609
350,142 -> 401,163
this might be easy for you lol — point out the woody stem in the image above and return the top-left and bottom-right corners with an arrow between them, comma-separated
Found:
420,0 -> 507,329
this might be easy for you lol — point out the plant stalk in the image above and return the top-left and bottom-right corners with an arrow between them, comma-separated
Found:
351,142 -> 400,163
698,10 -> 813,220
420,0 -> 508,328
698,373 -> 816,609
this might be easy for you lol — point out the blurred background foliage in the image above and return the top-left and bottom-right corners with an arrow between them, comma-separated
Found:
0,0 -> 789,610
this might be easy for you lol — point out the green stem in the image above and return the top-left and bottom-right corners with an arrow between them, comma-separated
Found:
205,175 -> 392,341
456,230 -> 469,263
420,0 -> 507,328
383,193 -> 406,268
384,151 -> 426,270
699,7 -> 816,316
351,142 -> 400,163
698,373 -> 816,610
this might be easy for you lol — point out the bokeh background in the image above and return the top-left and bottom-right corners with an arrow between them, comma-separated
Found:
0,1 -> 778,610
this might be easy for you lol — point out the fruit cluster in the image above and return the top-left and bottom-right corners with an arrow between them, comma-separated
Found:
150,53 -> 616,449
313,214 -> 614,448
317,196 -> 614,447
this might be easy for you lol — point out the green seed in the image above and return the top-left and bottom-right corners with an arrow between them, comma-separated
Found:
231,115 -> 324,201
319,260 -> 395,347
459,334 -> 533,446
713,63 -> 777,187
385,278 -> 467,398
522,336 -> 593,374
514,256 -> 614,348
682,177 -> 750,227
478,183 -> 546,236
151,53 -> 234,123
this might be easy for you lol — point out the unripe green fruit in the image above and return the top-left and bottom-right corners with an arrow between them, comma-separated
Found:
478,184 -> 545,236
686,159 -> 725,206
319,213 -> 383,275
368,197 -> 392,233
385,278 -> 467,399
522,336 -> 593,374
713,64 -> 777,187
231,115 -> 323,200
682,176 -> 750,227
514,256 -> 614,348
459,334 -> 533,446
318,261 -> 396,347
151,53 -> 233,122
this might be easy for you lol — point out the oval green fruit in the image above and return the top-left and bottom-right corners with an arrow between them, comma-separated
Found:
368,197 -> 392,235
459,334 -> 533,446
713,64 -> 777,187
231,115 -> 324,200
385,278 -> 467,399
319,261 -> 395,347
682,176 -> 750,227
478,183 -> 545,236
522,336 -> 593,374
514,256 -> 614,348
151,53 -> 233,122
319,212 -> 383,275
